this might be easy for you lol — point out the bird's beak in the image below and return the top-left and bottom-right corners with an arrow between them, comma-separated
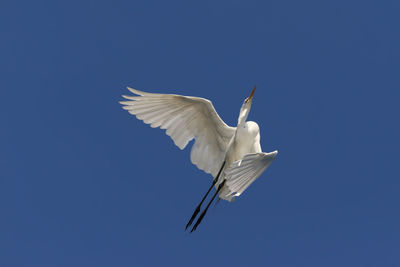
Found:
248,85 -> 256,101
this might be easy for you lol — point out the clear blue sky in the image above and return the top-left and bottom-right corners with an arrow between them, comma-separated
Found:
1,0 -> 399,266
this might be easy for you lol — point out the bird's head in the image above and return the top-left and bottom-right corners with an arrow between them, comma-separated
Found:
238,85 -> 256,127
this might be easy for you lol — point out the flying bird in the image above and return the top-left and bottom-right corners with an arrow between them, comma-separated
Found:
120,86 -> 278,232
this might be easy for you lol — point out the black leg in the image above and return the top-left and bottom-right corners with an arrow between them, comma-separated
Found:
185,161 -> 226,230
185,179 -> 216,230
190,179 -> 226,233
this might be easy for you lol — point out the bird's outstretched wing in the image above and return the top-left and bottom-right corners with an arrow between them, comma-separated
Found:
120,87 -> 236,177
221,151 -> 278,199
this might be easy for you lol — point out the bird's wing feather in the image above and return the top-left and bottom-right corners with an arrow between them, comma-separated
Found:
222,151 -> 278,198
120,87 -> 236,177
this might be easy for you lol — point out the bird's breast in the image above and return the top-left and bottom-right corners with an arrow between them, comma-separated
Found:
226,125 -> 259,164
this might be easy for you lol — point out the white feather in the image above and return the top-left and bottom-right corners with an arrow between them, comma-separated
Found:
223,151 -> 278,198
120,87 -> 236,177
120,87 -> 278,204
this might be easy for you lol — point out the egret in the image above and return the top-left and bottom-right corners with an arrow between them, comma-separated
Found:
120,85 -> 278,232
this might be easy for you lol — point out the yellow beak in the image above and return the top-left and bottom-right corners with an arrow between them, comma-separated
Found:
248,85 -> 256,101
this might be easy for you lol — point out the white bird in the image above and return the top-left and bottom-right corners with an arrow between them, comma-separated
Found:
120,85 -> 278,232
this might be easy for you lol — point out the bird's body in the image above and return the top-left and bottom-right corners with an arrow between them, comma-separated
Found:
226,121 -> 262,166
218,121 -> 263,200
120,86 -> 277,231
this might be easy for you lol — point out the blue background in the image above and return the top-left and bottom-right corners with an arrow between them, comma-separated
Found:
2,0 -> 399,266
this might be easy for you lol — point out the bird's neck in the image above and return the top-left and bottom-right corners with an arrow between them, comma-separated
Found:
237,107 -> 250,128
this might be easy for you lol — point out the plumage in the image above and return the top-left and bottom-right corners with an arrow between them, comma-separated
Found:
120,86 -> 278,231
121,87 -> 235,177
224,151 -> 278,197
120,86 -> 278,201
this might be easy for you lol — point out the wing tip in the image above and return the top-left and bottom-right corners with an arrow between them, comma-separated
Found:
126,86 -> 148,96
127,86 -> 137,94
121,94 -> 136,100
264,150 -> 278,158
